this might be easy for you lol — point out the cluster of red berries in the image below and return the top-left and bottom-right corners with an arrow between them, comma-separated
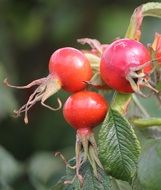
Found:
5,35 -> 161,184
5,38 -> 159,123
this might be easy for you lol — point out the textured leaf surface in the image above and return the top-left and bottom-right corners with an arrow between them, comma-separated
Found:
52,158 -> 111,190
51,177 -> 65,190
98,108 -> 141,182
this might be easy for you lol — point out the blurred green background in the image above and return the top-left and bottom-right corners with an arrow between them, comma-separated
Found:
0,0 -> 161,189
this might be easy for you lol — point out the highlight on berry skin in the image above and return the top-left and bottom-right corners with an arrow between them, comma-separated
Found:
4,47 -> 92,124
100,38 -> 159,96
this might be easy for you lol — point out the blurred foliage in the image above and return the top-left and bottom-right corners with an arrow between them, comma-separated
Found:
0,0 -> 161,189
0,146 -> 23,189
0,64 -> 17,120
137,139 -> 161,190
28,152 -> 64,190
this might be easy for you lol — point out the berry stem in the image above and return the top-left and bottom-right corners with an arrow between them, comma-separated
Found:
111,92 -> 131,115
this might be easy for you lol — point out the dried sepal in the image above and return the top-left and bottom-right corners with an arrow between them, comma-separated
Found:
4,75 -> 62,124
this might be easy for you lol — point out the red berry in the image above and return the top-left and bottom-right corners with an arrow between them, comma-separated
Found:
157,51 -> 161,63
63,91 -> 108,184
155,34 -> 161,64
49,47 -> 92,92
63,91 -> 108,131
100,39 -> 151,93
4,47 -> 92,123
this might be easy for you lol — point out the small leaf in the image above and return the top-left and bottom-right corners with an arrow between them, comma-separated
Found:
84,53 -> 101,71
98,108 -> 141,182
63,158 -> 80,190
81,161 -> 111,190
53,158 -> 112,190
87,72 -> 109,90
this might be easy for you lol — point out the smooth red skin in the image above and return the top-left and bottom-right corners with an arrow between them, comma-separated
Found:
156,35 -> 161,63
63,91 -> 108,130
49,47 -> 92,93
157,51 -> 161,63
100,39 -> 151,93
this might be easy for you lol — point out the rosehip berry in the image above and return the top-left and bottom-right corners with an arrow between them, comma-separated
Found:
49,47 -> 92,92
4,47 -> 92,123
63,91 -> 108,130
157,52 -> 161,64
100,38 -> 151,94
63,91 -> 108,184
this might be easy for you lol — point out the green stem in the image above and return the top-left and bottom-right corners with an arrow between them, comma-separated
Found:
125,4 -> 143,40
125,2 -> 161,40
111,92 -> 131,115
131,118 -> 161,128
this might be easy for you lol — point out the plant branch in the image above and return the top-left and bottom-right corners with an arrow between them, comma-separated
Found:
111,92 -> 131,115
131,117 -> 161,128
125,2 -> 161,40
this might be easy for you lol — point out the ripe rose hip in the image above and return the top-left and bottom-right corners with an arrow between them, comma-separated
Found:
63,91 -> 108,184
63,91 -> 108,130
157,51 -> 161,63
4,47 -> 92,123
49,47 -> 92,92
100,38 -> 151,93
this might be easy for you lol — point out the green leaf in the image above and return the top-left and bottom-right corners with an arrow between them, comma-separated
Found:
81,162 -> 111,190
111,178 -> 133,190
98,108 -> 141,182
52,158 -> 112,190
63,158 -> 80,190
51,177 -> 65,190
138,139 -> 161,190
